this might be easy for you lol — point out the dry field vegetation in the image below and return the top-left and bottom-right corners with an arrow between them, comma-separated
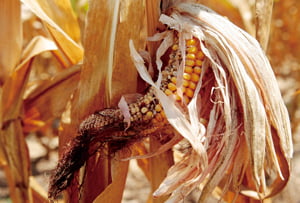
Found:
0,0 -> 299,203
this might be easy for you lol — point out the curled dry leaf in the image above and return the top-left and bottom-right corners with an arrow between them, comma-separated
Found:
129,2 -> 292,202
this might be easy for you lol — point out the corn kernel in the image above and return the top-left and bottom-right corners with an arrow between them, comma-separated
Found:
186,53 -> 196,60
191,73 -> 200,82
185,88 -> 194,98
184,66 -> 193,73
186,39 -> 197,46
165,89 -> 173,96
182,86 -> 186,93
188,81 -> 196,90
172,44 -> 179,51
174,93 -> 181,101
183,95 -> 190,104
167,82 -> 177,91
171,77 -> 177,84
185,59 -> 195,67
187,46 -> 198,54
155,104 -> 162,112
182,80 -> 189,87
141,107 -> 148,114
194,66 -> 202,74
196,51 -> 205,60
145,111 -> 153,119
195,60 -> 202,66
183,73 -> 191,80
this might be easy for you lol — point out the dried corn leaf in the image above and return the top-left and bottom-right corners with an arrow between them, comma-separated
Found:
255,0 -> 273,51
0,0 -> 22,84
21,0 -> 83,66
0,35 -> 57,202
23,65 -> 80,132
130,2 -> 292,202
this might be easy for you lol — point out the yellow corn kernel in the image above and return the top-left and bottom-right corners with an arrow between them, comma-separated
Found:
188,81 -> 196,90
191,73 -> 200,83
155,104 -> 162,112
174,93 -> 181,101
183,73 -> 191,80
185,59 -> 195,67
187,46 -> 198,54
185,88 -> 194,98
182,86 -> 186,93
183,95 -> 190,104
171,77 -> 177,84
186,39 -> 197,46
195,60 -> 202,66
196,51 -> 205,60
141,107 -> 148,114
186,53 -> 196,60
167,82 -> 177,91
182,79 -> 189,87
194,66 -> 202,74
184,66 -> 193,73
145,111 -> 153,120
172,44 -> 179,51
165,89 -> 173,96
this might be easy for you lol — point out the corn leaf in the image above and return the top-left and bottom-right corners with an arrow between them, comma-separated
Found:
21,0 -> 83,66
0,0 -> 22,85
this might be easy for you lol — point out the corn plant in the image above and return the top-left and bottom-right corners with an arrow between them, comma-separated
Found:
0,0 -> 294,203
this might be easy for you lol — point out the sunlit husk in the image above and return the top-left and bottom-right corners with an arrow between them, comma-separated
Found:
130,3 -> 292,202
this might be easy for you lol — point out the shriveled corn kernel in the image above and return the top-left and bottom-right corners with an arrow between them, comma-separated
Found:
187,46 -> 198,54
182,80 -> 189,87
185,59 -> 195,67
141,107 -> 148,114
167,82 -> 177,91
194,66 -> 202,74
186,39 -> 197,46
195,60 -> 202,66
188,81 -> 196,90
184,66 -> 193,73
196,51 -> 205,60
172,44 -> 179,51
165,89 -> 173,96
155,104 -> 162,112
191,73 -> 200,82
186,53 -> 196,60
171,77 -> 177,84
183,73 -> 191,80
185,88 -> 194,98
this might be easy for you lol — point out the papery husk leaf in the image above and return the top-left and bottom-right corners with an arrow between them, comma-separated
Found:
30,176 -> 49,203
131,2 -> 292,202
23,65 -> 80,132
21,0 -> 83,66
0,0 -> 22,85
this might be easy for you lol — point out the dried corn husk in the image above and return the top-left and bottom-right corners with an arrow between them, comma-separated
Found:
130,2 -> 292,202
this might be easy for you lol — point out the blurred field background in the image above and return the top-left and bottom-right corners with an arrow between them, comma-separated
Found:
0,0 -> 299,202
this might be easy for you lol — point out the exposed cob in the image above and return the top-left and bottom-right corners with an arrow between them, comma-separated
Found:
48,35 -> 205,199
